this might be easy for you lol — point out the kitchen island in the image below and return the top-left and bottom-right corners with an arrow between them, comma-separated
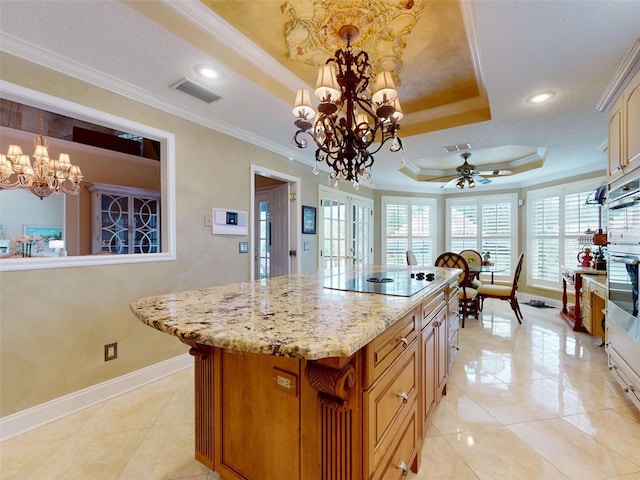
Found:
130,266 -> 461,480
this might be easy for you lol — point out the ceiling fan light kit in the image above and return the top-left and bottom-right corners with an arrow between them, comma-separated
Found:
438,152 -> 512,189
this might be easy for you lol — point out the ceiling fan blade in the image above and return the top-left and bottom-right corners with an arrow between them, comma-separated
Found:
477,169 -> 512,176
440,178 -> 459,189
472,174 -> 492,184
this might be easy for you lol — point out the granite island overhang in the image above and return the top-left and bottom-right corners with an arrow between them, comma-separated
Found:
130,266 -> 460,360
130,265 -> 461,479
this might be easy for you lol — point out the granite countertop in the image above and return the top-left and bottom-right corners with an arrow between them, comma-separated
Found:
130,266 -> 459,360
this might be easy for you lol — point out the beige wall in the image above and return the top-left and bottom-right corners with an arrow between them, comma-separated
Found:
0,53 -> 333,416
0,52 -> 606,417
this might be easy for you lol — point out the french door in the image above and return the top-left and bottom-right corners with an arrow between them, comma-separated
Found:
319,186 -> 373,271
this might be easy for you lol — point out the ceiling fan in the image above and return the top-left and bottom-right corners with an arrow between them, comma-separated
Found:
435,152 -> 512,189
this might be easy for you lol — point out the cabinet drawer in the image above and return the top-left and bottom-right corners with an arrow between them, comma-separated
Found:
422,290 -> 446,330
590,283 -> 606,300
364,309 -> 418,388
608,347 -> 640,411
364,340 -> 418,475
372,407 -> 418,480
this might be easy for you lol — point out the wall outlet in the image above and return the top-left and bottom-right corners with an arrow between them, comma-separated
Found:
104,342 -> 118,361
204,214 -> 212,227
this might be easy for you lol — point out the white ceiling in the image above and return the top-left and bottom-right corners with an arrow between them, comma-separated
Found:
1,0 -> 639,193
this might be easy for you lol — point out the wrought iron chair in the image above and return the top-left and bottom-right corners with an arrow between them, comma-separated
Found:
477,252 -> 525,323
435,252 -> 478,327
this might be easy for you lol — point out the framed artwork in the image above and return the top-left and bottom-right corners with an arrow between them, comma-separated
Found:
23,225 -> 64,243
302,206 -> 317,234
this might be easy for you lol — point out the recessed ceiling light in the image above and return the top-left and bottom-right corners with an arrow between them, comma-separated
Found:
195,64 -> 223,80
527,91 -> 556,104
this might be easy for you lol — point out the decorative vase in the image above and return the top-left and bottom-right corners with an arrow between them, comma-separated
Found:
22,243 -> 31,257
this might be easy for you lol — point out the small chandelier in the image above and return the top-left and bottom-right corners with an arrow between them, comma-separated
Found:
0,112 -> 83,200
290,25 -> 404,189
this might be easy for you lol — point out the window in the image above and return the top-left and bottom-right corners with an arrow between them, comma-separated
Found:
527,179 -> 603,289
446,194 -> 518,278
381,197 -> 437,266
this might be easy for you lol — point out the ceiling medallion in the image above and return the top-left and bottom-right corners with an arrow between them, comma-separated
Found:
281,0 -> 425,79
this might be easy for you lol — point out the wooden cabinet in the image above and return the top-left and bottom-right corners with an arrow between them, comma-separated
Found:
581,275 -> 606,341
626,69 -> 640,170
183,278 -> 458,480
599,40 -> 640,182
447,282 -> 460,372
561,266 -> 606,332
608,96 -> 624,181
87,182 -> 160,254
363,307 -> 420,479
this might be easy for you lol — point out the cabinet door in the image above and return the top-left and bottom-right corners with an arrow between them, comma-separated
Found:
421,322 -> 436,432
625,70 -> 640,170
132,196 -> 160,253
99,193 -> 131,254
89,183 -> 161,254
436,308 -> 448,400
608,98 -> 624,181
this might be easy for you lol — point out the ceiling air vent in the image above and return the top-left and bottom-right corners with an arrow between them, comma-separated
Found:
444,143 -> 472,153
171,78 -> 221,104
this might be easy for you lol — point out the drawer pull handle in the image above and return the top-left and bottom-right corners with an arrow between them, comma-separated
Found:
624,385 -> 636,393
450,344 -> 459,350
397,391 -> 410,404
396,459 -> 408,476
399,337 -> 409,348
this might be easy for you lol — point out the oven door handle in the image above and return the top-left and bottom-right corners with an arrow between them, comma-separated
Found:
609,196 -> 640,210
609,255 -> 640,265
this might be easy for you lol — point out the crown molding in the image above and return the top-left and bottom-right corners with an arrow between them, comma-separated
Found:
596,39 -> 640,113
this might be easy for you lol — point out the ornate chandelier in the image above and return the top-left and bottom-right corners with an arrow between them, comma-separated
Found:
0,112 -> 83,200
290,25 -> 404,189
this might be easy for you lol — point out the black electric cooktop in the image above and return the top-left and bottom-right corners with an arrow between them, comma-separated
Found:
323,271 -> 438,297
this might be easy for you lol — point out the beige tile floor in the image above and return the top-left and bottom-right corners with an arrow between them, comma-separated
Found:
2,295 -> 640,480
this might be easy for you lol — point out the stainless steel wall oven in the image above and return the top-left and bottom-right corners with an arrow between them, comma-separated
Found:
608,175 -> 640,327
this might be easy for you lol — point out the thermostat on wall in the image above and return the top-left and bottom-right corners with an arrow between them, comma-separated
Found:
212,208 -> 248,235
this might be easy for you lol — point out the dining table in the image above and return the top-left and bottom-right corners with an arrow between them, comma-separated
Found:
468,264 -> 505,284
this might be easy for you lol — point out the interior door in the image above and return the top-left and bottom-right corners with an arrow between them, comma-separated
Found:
319,186 -> 373,271
254,183 -> 290,279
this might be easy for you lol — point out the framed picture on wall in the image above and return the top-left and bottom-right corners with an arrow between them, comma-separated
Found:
302,206 -> 316,235
23,225 -> 64,243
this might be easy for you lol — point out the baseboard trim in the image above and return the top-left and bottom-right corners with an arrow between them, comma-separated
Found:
0,353 -> 192,441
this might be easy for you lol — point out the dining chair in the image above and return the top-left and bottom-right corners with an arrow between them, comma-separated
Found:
406,250 -> 417,266
459,249 -> 483,288
435,252 -> 478,327
477,252 -> 525,323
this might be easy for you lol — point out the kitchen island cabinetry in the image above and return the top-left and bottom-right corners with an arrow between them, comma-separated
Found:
131,267 -> 460,480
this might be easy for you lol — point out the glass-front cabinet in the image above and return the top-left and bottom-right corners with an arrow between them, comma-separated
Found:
87,183 -> 160,254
